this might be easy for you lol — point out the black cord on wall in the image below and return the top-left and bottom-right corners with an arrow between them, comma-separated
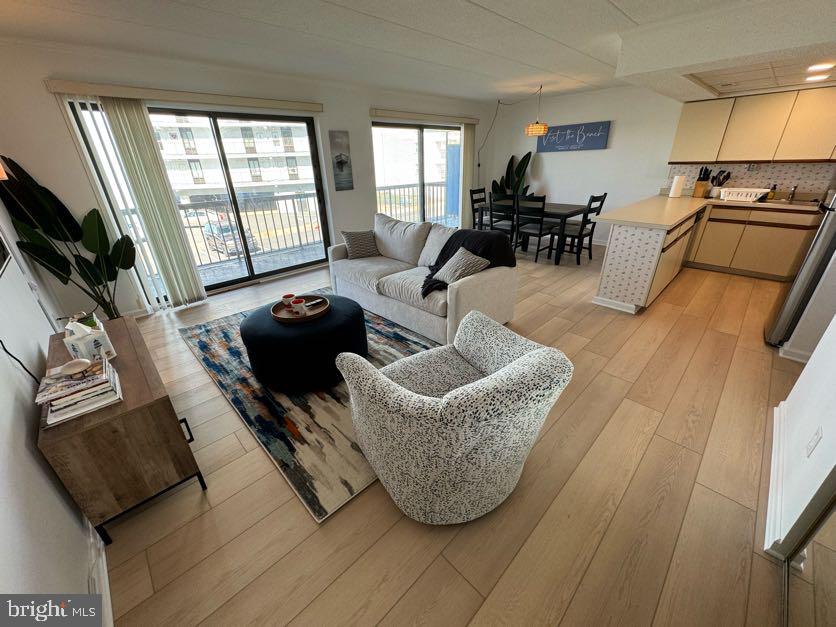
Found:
0,338 -> 39,384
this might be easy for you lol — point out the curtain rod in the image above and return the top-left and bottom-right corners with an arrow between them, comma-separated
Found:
44,79 -> 324,113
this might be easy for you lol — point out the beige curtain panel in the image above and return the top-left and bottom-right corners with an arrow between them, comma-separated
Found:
101,97 -> 206,308
460,123 -> 476,228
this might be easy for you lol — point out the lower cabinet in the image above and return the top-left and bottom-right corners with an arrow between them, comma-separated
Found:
730,224 -> 816,277
646,235 -> 687,305
693,219 -> 745,267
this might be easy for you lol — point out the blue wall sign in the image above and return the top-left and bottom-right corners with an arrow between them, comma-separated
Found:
536,121 -> 611,152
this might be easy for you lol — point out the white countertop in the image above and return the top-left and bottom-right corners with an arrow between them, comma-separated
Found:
595,195 -> 822,229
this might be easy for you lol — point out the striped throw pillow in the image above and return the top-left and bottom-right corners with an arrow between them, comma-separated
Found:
434,247 -> 490,284
341,230 -> 380,259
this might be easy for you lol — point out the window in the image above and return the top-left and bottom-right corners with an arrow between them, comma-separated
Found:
188,159 -> 205,184
180,127 -> 196,154
241,127 -> 255,153
149,110 -> 330,289
372,123 -> 461,227
248,157 -> 262,182
281,126 -> 294,151
286,156 -> 299,180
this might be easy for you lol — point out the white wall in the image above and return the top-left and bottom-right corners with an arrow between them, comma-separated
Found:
482,85 -> 682,242
781,250 -> 836,363
0,207 -> 93,593
0,37 -> 491,316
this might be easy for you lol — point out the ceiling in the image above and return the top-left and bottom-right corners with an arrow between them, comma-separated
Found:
0,0 -> 751,101
690,56 -> 836,95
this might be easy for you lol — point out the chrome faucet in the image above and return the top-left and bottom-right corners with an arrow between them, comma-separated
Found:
788,185 -> 798,202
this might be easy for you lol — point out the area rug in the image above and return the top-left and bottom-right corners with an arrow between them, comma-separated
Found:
178,295 -> 435,522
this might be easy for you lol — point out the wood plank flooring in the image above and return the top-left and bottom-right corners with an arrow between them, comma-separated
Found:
106,252 -> 804,626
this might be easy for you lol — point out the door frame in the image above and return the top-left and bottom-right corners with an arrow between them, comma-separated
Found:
371,121 -> 461,224
150,107 -> 332,291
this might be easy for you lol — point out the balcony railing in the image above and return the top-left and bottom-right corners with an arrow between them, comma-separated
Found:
376,182 -> 459,227
177,192 -> 325,286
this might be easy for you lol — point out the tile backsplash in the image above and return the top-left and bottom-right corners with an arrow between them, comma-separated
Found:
666,162 -> 836,196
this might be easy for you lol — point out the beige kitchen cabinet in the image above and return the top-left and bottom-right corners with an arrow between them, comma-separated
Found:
774,87 -> 836,160
693,220 -> 746,266
668,99 -> 734,162
717,91 -> 798,161
647,235 -> 688,305
730,224 -> 816,277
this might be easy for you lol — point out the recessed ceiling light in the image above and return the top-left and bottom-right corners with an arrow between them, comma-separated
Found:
805,74 -> 831,82
807,63 -> 835,72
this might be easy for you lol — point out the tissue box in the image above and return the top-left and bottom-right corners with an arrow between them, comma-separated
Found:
63,313 -> 117,362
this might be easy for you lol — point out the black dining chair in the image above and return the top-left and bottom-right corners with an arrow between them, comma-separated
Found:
514,195 -> 548,262
489,192 -> 517,240
554,193 -> 607,265
469,188 -> 489,230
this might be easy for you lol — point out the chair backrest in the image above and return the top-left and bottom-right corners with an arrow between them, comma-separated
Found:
490,192 -> 517,222
580,193 -> 607,233
516,195 -> 546,233
469,188 -> 487,211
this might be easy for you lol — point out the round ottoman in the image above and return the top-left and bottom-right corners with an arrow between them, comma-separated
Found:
240,295 -> 368,392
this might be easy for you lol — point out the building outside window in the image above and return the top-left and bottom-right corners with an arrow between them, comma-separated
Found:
281,126 -> 294,151
248,157 -> 262,182
188,159 -> 205,184
180,127 -> 196,154
286,156 -> 299,180
241,127 -> 255,153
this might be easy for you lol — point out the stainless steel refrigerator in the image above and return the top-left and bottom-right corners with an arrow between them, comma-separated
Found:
766,193 -> 836,346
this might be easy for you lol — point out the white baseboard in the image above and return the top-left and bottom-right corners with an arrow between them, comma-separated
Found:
591,295 -> 640,314
86,521 -> 114,627
778,344 -> 811,364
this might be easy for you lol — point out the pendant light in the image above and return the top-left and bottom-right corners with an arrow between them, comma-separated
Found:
524,85 -> 548,137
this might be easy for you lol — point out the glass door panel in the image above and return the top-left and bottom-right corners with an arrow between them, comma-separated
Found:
373,126 -> 421,222
423,128 -> 461,227
216,117 -> 327,277
149,112 -> 249,288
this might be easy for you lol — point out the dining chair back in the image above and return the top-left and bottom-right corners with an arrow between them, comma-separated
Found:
562,193 -> 607,264
469,188 -> 488,230
515,195 -> 549,262
489,192 -> 517,237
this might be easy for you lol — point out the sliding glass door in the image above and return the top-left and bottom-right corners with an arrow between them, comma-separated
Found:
372,123 -> 461,227
150,110 -> 329,290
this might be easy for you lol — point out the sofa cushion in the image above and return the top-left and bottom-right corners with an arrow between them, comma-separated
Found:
377,266 -> 448,316
417,222 -> 457,266
341,230 -> 380,259
380,345 -> 483,398
374,214 -> 432,265
331,256 -> 413,292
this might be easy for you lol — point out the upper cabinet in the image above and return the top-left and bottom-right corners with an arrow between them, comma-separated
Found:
717,91 -> 797,161
668,99 -> 734,163
774,87 -> 836,161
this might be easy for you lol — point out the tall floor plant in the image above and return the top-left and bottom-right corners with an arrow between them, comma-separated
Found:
0,156 -> 136,319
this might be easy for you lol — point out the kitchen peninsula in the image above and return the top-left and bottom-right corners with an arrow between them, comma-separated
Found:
592,195 -> 823,313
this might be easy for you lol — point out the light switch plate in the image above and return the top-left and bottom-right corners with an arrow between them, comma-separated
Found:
806,426 -> 823,458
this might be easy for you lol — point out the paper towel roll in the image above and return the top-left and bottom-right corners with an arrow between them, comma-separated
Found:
669,175 -> 685,198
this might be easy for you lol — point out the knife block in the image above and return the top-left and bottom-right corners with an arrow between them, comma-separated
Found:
692,181 -> 711,198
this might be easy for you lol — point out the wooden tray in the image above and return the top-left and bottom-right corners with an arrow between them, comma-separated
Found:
271,295 -> 331,324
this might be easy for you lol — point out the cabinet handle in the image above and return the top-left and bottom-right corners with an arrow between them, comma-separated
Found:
179,418 -> 195,443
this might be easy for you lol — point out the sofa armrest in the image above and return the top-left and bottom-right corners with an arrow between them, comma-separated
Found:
328,244 -> 348,290
446,266 -> 517,344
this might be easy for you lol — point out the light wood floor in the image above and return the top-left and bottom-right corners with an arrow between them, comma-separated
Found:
107,248 -> 806,626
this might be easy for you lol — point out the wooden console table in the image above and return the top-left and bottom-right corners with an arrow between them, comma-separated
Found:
37,317 -> 204,544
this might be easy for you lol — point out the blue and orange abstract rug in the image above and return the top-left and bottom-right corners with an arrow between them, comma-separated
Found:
178,296 -> 435,522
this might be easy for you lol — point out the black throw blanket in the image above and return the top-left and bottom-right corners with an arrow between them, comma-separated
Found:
422,229 -> 516,298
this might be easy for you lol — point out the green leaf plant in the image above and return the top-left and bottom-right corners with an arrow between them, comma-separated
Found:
0,155 -> 137,319
491,151 -> 533,198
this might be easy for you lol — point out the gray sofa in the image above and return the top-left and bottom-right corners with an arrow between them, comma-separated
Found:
328,214 -> 517,344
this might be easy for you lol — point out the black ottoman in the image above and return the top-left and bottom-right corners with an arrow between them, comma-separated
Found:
240,295 -> 368,392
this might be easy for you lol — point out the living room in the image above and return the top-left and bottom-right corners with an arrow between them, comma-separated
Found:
1,1 -> 835,625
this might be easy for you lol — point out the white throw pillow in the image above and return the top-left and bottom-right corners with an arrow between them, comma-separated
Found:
374,214 -> 432,265
418,222 -> 457,267
434,248 -> 490,284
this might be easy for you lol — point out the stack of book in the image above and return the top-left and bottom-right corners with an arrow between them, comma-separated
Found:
36,359 -> 123,426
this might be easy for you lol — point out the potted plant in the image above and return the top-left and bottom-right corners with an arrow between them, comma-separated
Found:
491,152 -> 533,197
0,156 -> 136,319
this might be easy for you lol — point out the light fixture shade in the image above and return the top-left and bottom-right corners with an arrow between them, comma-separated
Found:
525,121 -> 548,137
0,163 -> 6,181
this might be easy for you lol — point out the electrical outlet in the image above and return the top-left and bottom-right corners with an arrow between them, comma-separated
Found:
806,426 -> 823,458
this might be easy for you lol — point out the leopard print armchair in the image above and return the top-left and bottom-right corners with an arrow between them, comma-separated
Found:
336,310 -> 573,524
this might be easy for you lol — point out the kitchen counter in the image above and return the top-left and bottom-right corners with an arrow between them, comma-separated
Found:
592,194 -> 823,314
595,195 -> 821,229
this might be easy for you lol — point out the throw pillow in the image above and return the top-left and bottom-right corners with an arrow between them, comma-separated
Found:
417,222 -> 457,267
341,230 -> 380,259
434,247 -> 490,284
373,214 -> 432,265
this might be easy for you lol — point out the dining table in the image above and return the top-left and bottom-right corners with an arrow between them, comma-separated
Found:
526,202 -> 588,265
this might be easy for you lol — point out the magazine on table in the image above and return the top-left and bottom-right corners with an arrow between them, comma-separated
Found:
45,368 -> 122,426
